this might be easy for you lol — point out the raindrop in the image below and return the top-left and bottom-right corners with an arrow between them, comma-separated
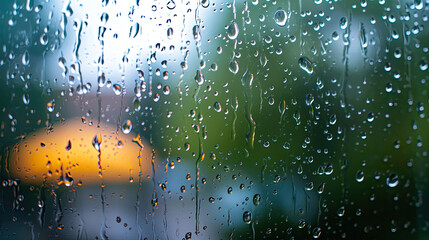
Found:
22,51 -> 30,66
122,120 -> 132,134
274,9 -> 288,27
112,84 -> 122,95
227,22 -> 239,40
329,114 -> 337,125
65,140 -> 72,151
167,27 -> 173,39
337,206 -> 345,217
386,173 -> 399,188
166,0 -> 176,10
298,57 -> 314,74
47,100 -> 55,112
228,60 -> 239,74
195,70 -> 204,86
201,0 -> 210,8
22,93 -> 30,105
312,227 -> 322,238
40,33 -> 48,45
356,170 -> 364,182
92,134 -> 102,152
317,182 -> 325,194
253,194 -> 261,206
243,211 -> 252,224
129,23 -> 139,38
367,112 -> 375,122
339,17 -> 348,30
213,102 -> 222,112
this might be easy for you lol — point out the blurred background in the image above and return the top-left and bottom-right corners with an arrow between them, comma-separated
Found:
0,0 -> 428,239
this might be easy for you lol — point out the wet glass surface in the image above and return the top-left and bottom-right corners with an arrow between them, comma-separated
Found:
0,0 -> 428,239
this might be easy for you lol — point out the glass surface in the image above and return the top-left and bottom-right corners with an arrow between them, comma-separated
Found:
0,0 -> 428,239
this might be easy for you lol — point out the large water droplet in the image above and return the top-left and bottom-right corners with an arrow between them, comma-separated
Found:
129,23 -> 139,38
213,102 -> 222,112
386,173 -> 399,187
356,170 -> 364,182
298,56 -> 314,74
65,140 -> 72,151
40,33 -> 48,45
243,211 -> 252,224
227,22 -> 239,40
274,9 -> 288,27
22,51 -> 30,66
195,70 -> 204,86
253,194 -> 261,206
47,100 -> 55,112
112,84 -> 122,95
122,120 -> 132,134
228,60 -> 239,74
339,17 -> 348,30
92,134 -> 102,152
166,0 -> 176,10
312,227 -> 322,238
22,93 -> 30,105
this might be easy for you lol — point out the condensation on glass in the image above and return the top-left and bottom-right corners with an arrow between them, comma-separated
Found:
0,0 -> 428,239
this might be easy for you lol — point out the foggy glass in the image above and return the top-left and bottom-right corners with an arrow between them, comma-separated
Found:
0,0 -> 428,239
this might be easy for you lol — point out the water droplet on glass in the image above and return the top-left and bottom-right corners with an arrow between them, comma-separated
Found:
312,227 -> 322,238
201,0 -> 210,8
166,0 -> 176,10
22,51 -> 30,66
47,100 -> 55,112
356,170 -> 364,182
337,206 -> 345,217
274,9 -> 288,27
112,84 -> 122,95
92,134 -> 102,152
253,194 -> 261,206
243,211 -> 252,224
227,22 -> 239,40
40,33 -> 48,45
228,60 -> 239,74
298,57 -> 314,75
213,102 -> 222,112
195,70 -> 204,86
167,27 -> 173,39
22,93 -> 30,105
367,112 -> 375,122
129,23 -> 139,38
386,173 -> 399,188
65,140 -> 72,151
122,120 -> 132,134
339,17 -> 348,30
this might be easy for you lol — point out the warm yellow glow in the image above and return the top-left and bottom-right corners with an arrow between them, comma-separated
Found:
9,118 -> 152,185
